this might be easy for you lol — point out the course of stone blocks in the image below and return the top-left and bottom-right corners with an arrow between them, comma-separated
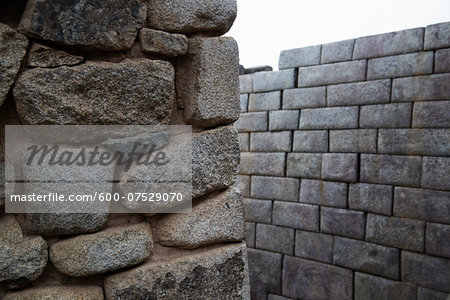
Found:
0,0 -> 250,299
237,21 -> 450,300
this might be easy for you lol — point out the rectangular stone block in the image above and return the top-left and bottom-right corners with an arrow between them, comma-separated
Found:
253,69 -> 295,92
269,110 -> 299,131
424,21 -> 450,49
272,202 -> 319,231
251,176 -> 300,202
334,236 -> 400,279
293,130 -> 328,153
435,48 -> 450,73
299,106 -> 358,129
422,156 -> 450,190
240,74 -> 253,93
355,272 -> 417,300
413,101 -> 450,128
234,112 -> 267,132
394,187 -> 450,224
418,287 -> 449,300
392,74 -> 450,101
321,39 -> 355,64
240,94 -> 248,112
248,91 -> 281,111
295,231 -> 333,263
278,45 -> 321,69
353,27 -> 424,59
366,214 -> 425,251
300,179 -> 347,208
238,133 -> 249,152
240,152 -> 285,176
256,224 -> 294,255
245,222 -> 255,247
327,79 -> 391,106
360,154 -> 422,187
321,207 -> 365,239
321,153 -> 358,182
378,129 -> 450,156
330,129 -> 377,153
402,251 -> 450,292
248,248 -> 282,299
298,60 -> 366,87
286,153 -> 322,179
282,256 -> 353,300
282,87 -> 326,109
250,131 -> 291,152
426,223 -> 450,258
243,198 -> 272,224
349,183 -> 393,215
234,175 -> 250,197
367,52 -> 433,80
360,103 -> 412,128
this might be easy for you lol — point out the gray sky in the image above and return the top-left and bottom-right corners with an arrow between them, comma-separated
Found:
229,0 -> 450,70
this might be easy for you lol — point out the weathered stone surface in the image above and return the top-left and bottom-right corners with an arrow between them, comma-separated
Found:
334,236 -> 400,279
269,110 -> 299,131
139,28 -> 188,57
435,48 -> 450,73
298,60 -> 366,87
330,129 -> 377,153
295,231 -> 333,263
392,74 -> 450,101
3,286 -> 104,300
421,156 -> 450,190
273,201 -> 319,231
286,153 -> 322,179
146,0 -> 237,35
157,188 -> 245,249
321,39 -> 355,63
28,43 -> 83,67
0,216 -> 22,244
248,91 -> 280,111
244,65 -> 273,74
177,37 -> 239,127
244,198 -> 272,224
0,23 -> 28,107
426,223 -> 450,258
413,101 -> 450,128
268,295 -> 292,300
248,248 -> 282,299
300,106 -> 359,129
322,153 -> 358,182
367,51 -> 433,79
234,112 -> 268,132
424,21 -> 450,49
240,152 -> 285,176
0,162 -> 5,207
245,222 -> 255,247
240,94 -> 249,112
256,224 -> 294,255
278,45 -> 321,69
283,256 -> 353,300
240,74 -> 253,94
293,130 -> 328,152
402,251 -> 450,292
234,175 -> 250,197
239,132 -> 249,151
300,179 -> 347,208
355,272 -> 417,300
18,0 -> 146,50
418,287 -> 449,300
327,79 -> 391,106
349,183 -> 393,215
253,69 -> 295,92
250,131 -> 291,152
321,207 -> 365,239
360,103 -> 412,128
283,87 -> 326,109
50,222 -> 153,277
104,242 -> 250,300
251,176 -> 299,202
14,59 -> 174,125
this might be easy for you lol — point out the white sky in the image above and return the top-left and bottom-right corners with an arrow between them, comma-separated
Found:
229,0 -> 450,70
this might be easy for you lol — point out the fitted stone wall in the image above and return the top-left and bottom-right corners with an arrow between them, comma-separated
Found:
0,0 -> 250,299
237,22 -> 450,300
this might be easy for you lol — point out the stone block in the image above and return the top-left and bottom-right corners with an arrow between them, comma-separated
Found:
234,175 -> 250,197
424,21 -> 450,49
334,236 -> 400,279
435,48 -> 450,73
360,103 -> 412,128
354,272 -> 417,300
28,43 -> 83,67
327,79 -> 391,106
251,176 -> 300,202
234,112 -> 268,132
250,131 -> 291,152
248,91 -> 280,111
321,153 -> 358,182
300,179 -> 347,208
243,198 -> 272,224
394,187 -> 450,224
240,74 -> 253,93
360,154 -> 422,187
418,287 -> 449,300
282,256 -> 353,300
353,27 -> 424,59
283,86 -> 326,109
240,94 -> 249,112
256,224 -> 294,255
248,248 -> 282,299
245,222 -> 255,247
295,231 -> 333,263
293,130 -> 328,152
177,37 -> 239,127
413,101 -> 450,128
330,129 -> 377,153
378,129 -> 450,156
273,202 -> 319,231
253,69 -> 296,92
269,110 -> 299,131
286,153 -> 322,179
402,251 -> 450,292
349,183 -> 393,215
426,223 -> 450,258
321,207 -> 365,239
298,60 -> 366,87
139,28 -> 187,56
240,152 -> 285,176
422,156 -> 450,190
321,39 -> 355,63
299,106 -> 358,129
3,286 -> 104,300
392,74 -> 450,101
278,45 -> 321,69
0,216 -> 22,244
366,214 -> 425,251
367,52 -> 433,79
239,133 -> 249,151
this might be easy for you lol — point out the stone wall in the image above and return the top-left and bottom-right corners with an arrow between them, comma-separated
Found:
0,0 -> 250,299
237,22 -> 450,300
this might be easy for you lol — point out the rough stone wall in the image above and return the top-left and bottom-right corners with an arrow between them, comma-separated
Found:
0,0 -> 250,299
237,22 -> 450,300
